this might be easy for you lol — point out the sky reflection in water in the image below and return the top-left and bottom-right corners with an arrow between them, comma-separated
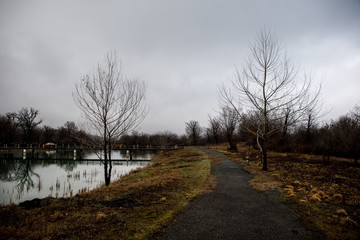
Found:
0,150 -> 151,205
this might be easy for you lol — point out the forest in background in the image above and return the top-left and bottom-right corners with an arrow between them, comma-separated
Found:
0,104 -> 359,164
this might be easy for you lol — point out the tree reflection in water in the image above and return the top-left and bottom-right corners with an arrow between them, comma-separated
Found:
0,159 -> 40,196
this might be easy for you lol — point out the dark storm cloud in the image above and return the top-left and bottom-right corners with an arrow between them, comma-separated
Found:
0,0 -> 359,134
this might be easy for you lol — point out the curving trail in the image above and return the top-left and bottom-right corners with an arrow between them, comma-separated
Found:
157,148 -> 317,240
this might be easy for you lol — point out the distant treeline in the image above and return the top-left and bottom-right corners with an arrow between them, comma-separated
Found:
0,108 -> 90,148
1,105 -> 359,163
186,105 -> 360,164
0,107 -> 187,148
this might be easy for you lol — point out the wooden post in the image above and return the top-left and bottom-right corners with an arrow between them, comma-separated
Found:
126,150 -> 130,161
245,156 -> 250,166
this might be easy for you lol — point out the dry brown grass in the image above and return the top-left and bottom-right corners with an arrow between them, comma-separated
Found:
217,145 -> 360,240
0,149 -> 213,240
243,163 -> 283,192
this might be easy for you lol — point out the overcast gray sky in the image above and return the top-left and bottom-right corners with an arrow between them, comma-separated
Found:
1,0 -> 359,135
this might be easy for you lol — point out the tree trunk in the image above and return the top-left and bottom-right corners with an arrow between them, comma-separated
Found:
106,142 -> 112,186
193,133 -> 197,145
103,126 -> 111,186
105,167 -> 111,186
104,148 -> 112,186
262,114 -> 269,171
262,140 -> 268,171
227,134 -> 237,151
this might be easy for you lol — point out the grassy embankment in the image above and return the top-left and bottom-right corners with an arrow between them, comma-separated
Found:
212,144 -> 360,240
0,149 -> 216,240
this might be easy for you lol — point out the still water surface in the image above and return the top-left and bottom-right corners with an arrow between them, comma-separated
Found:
0,150 -> 151,205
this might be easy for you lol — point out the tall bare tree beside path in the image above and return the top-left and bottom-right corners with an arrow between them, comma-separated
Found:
73,51 -> 147,186
221,29 -> 321,171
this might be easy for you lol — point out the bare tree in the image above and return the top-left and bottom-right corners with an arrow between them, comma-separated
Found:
16,107 -> 42,144
0,113 -> 18,146
207,115 -> 222,144
332,115 -> 360,164
42,125 -> 57,143
185,121 -> 202,145
73,51 -> 147,186
219,106 -> 238,151
221,29 -> 321,170
59,121 -> 80,146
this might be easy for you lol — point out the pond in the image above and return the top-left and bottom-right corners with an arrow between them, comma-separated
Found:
0,150 -> 152,205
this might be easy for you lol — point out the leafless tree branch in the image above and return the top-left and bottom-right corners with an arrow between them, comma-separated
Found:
73,50 -> 147,185
220,29 -> 322,171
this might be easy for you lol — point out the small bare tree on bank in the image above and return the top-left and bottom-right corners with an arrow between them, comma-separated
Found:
221,29 -> 321,171
73,51 -> 147,186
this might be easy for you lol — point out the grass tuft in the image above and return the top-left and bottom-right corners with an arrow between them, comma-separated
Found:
293,180 -> 302,186
309,194 -> 322,202
336,209 -> 348,216
96,212 -> 106,222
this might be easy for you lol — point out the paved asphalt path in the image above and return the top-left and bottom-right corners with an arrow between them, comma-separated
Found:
157,148 -> 317,240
